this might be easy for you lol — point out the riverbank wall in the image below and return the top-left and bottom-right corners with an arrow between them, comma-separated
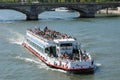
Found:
97,7 -> 120,15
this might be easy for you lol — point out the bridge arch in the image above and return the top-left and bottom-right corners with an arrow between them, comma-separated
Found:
0,10 -> 26,20
0,2 -> 120,20
68,7 -> 89,17
0,6 -> 29,20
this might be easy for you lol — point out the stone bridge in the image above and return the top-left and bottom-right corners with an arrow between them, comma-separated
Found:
0,2 -> 120,20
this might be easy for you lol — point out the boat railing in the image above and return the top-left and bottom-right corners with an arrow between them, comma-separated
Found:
27,29 -> 52,42
27,28 -> 75,41
57,51 -> 91,62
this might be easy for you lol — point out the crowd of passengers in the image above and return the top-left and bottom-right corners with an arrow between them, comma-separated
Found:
28,27 -> 75,40
59,49 -> 89,61
28,27 -> 89,61
47,48 -> 89,61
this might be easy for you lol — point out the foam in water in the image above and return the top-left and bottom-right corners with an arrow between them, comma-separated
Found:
15,56 -> 50,69
8,32 -> 24,45
46,68 -> 67,73
15,56 -> 67,73
38,65 -> 67,73
5,28 -> 25,45
95,63 -> 102,67
15,56 -> 41,64
15,56 -> 48,69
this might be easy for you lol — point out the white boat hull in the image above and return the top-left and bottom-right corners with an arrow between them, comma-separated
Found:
22,42 -> 94,74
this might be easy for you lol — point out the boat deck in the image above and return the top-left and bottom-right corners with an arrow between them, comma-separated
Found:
27,27 -> 75,41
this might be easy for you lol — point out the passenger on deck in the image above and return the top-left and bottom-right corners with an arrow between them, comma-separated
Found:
44,26 -> 48,32
73,53 -> 79,61
38,27 -> 40,31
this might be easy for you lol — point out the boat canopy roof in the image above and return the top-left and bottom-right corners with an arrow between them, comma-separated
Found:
27,27 -> 77,46
53,38 -> 76,43
39,40 -> 55,48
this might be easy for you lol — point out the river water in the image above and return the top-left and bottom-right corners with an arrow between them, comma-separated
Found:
0,10 -> 120,80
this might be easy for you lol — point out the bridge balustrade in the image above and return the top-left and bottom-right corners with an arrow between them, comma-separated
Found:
0,0 -> 119,3
0,1 -> 120,20
0,0 -> 82,3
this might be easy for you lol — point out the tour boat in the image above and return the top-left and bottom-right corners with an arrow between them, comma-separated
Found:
54,7 -> 70,12
22,27 -> 95,74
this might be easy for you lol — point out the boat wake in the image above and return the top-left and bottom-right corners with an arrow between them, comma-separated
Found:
3,27 -> 24,45
95,63 -> 102,67
15,56 -> 67,73
39,65 -> 67,73
15,56 -> 41,64
94,63 -> 102,73
8,32 -> 24,45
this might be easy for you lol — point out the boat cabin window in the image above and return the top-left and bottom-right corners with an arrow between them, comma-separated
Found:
45,46 -> 57,57
60,43 -> 72,47
45,47 -> 49,53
